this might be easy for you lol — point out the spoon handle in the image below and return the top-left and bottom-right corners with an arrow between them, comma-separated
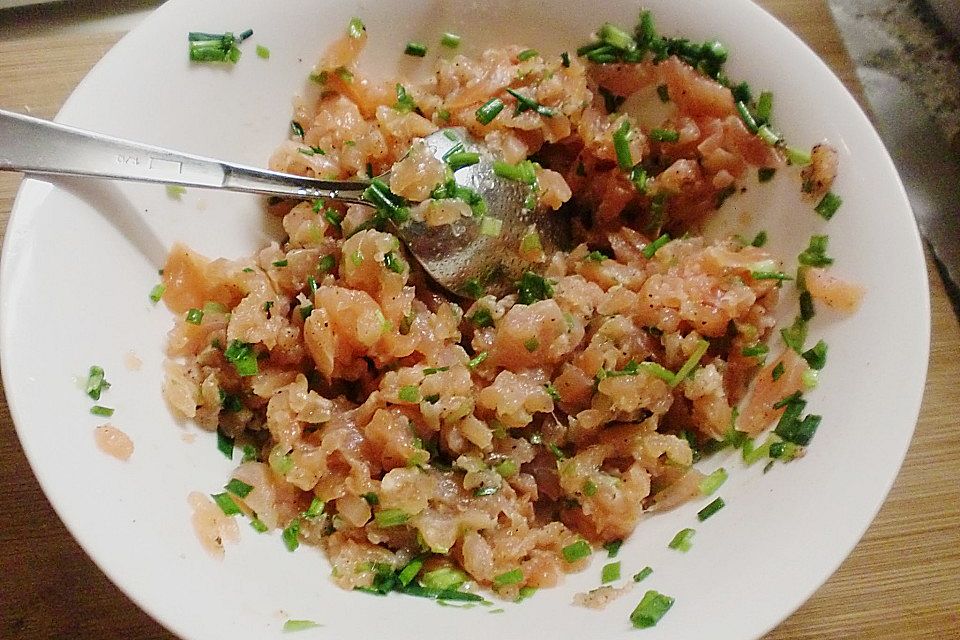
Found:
0,109 -> 369,203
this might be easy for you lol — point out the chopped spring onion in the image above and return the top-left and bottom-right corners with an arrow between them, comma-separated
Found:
440,32 -> 461,48
166,184 -> 186,199
612,119 -> 634,170
517,48 -> 538,61
347,17 -> 365,39
632,566 -> 653,583
495,459 -> 518,477
217,429 -> 234,459
641,233 -> 670,259
90,405 -> 114,417
516,271 -> 554,305
757,125 -> 781,146
774,394 -> 821,446
255,44 -> 270,59
224,340 -> 259,376
697,497 -> 725,521
670,339 -> 709,388
283,619 -> 320,633
601,561 -> 621,584
630,590 -> 675,629
781,316 -> 808,353
493,568 -> 524,587
802,339 -> 828,370
404,41 -> 428,57
362,178 -> 411,226
185,308 -> 203,325
562,539 -> 592,563
85,365 -> 110,401
479,217 -> 503,237
224,478 -> 253,498
394,84 -> 417,113
786,146 -> 812,166
815,192 -> 843,220
397,385 -> 420,403
375,508 -> 409,527
149,283 -> 166,303
604,539 -> 623,557
736,101 -> 759,133
492,160 -> 537,185
649,128 -> 680,142
475,98 -> 505,125
505,88 -> 554,117
698,467 -> 728,496
445,151 -> 480,170
421,566 -> 467,590
211,492 -> 242,516
751,230 -> 769,247
758,167 -> 777,183
667,527 -> 695,552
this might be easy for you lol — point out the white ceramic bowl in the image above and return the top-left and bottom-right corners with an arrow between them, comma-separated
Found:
0,1 -> 928,639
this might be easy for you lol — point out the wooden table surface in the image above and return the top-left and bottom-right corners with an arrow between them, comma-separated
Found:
1,2 -> 958,638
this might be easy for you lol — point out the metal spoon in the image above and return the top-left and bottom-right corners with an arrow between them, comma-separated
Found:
0,108 -> 569,298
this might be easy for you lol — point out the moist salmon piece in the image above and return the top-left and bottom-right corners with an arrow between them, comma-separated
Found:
736,348 -> 810,436
805,267 -> 865,313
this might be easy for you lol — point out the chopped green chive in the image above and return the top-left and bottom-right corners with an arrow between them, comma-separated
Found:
397,385 -> 420,403
374,508 -> 409,527
649,128 -> 680,142
211,492 -> 242,516
318,254 -> 336,272
786,145 -> 812,166
347,17 -> 365,39
283,619 -> 320,633
772,361 -> 786,380
224,478 -> 253,498
473,486 -> 499,497
612,119 -> 634,170
562,539 -> 591,563
302,497 -> 324,518
656,83 -> 670,102
516,586 -> 537,601
516,271 -> 553,305
250,518 -> 268,533
601,561 -> 621,584
523,336 -> 539,352
383,251 -> 406,274
185,308 -> 203,325
393,83 -> 418,113
505,88 -> 554,117
187,30 -> 251,64
697,496 -> 725,521
632,566 -> 653,583
520,231 -> 542,254
517,48 -> 538,61
781,316 -> 808,353
630,590 -> 675,629
751,270 -> 793,281
469,307 -> 494,328
756,91 -> 773,123
445,151 -> 481,170
362,492 -> 379,505
397,557 -> 424,587
560,51 -> 571,67
603,539 -> 622,557
149,283 -> 166,304
404,41 -> 428,57
798,234 -> 833,267
667,527 -> 695,552
216,429 -> 234,459
272,259 -> 288,267
85,365 -> 110,401
224,340 -> 259,377
282,519 -> 300,551
475,98 -> 505,125
741,343 -> 769,358
698,467 -> 728,495
641,233 -> 670,259
586,250 -> 609,262
468,351 -> 488,368
90,405 -> 114,417
802,339 -> 828,370
492,160 -> 537,185
598,22 -> 636,51
736,101 -> 759,133
751,230 -> 768,247
421,566 -> 467,590
361,177 -> 411,226
493,568 -> 524,587
255,44 -> 270,59
671,339 -> 709,388
436,108 -> 451,122
291,121 -> 305,139
583,479 -> 598,497
440,32 -> 461,49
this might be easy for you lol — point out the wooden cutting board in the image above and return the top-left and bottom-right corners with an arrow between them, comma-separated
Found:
0,2 -> 957,638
